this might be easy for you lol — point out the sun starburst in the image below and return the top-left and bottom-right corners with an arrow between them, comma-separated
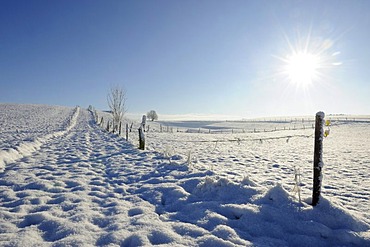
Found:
275,30 -> 341,89
284,51 -> 320,86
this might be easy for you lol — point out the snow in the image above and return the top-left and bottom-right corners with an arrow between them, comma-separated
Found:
0,104 -> 79,171
1,103 -> 369,246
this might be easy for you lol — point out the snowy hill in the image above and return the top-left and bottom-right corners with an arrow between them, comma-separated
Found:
0,103 -> 369,246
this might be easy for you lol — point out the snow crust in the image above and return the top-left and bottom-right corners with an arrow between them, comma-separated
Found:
0,104 -> 369,246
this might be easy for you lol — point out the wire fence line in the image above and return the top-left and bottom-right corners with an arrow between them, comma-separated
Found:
158,125 -> 315,134
89,106 -> 369,150
97,118 -> 341,146
146,133 -> 314,144
156,118 -> 370,135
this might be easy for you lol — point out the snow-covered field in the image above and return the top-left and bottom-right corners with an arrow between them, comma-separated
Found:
1,103 -> 369,246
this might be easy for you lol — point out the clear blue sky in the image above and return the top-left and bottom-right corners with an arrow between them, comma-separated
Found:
1,0 -> 370,119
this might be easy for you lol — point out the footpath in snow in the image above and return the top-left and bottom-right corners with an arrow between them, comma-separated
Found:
0,104 -> 369,246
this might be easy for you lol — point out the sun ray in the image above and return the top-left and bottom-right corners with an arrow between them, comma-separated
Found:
274,30 -> 342,90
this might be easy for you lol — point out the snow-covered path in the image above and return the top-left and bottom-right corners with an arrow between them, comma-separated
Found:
0,109 -> 185,246
1,105 -> 369,246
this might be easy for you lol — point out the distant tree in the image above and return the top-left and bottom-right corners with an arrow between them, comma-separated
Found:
147,110 -> 158,121
107,86 -> 127,132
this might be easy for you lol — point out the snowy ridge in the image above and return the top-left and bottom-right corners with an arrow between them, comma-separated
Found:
0,106 -> 80,171
43,106 -> 80,139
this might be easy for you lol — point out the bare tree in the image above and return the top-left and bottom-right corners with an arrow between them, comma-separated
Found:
107,86 -> 127,132
147,110 -> 158,121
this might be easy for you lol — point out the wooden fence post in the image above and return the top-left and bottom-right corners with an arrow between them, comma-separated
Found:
119,122 -> 122,136
312,111 -> 325,206
126,123 -> 129,141
106,121 -> 110,132
138,127 -> 145,150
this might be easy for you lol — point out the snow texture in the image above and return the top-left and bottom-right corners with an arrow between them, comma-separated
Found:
0,103 -> 369,246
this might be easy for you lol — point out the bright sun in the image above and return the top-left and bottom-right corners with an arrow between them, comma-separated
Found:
275,32 -> 342,90
285,52 -> 320,86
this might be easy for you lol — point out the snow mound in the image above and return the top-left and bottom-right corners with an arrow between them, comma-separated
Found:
255,183 -> 294,205
247,184 -> 370,246
192,176 -> 258,202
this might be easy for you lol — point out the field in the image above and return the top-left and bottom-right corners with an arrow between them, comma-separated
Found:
1,103 -> 369,246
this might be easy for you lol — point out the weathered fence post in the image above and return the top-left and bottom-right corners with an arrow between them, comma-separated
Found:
106,121 -> 110,132
126,123 -> 129,141
138,115 -> 146,150
119,122 -> 122,136
112,122 -> 116,133
312,111 -> 325,206
142,115 -> 147,132
138,127 -> 145,150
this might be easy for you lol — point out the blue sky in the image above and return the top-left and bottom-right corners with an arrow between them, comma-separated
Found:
1,0 -> 370,119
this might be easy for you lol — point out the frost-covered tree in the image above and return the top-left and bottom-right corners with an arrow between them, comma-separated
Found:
147,110 -> 158,121
107,86 -> 126,132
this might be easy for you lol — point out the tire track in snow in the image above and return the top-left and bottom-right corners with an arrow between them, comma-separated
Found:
0,107 -> 80,172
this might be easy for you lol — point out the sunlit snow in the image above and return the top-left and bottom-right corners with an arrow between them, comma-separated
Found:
0,103 -> 369,246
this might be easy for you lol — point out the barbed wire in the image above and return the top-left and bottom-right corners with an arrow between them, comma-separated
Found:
146,133 -> 314,144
